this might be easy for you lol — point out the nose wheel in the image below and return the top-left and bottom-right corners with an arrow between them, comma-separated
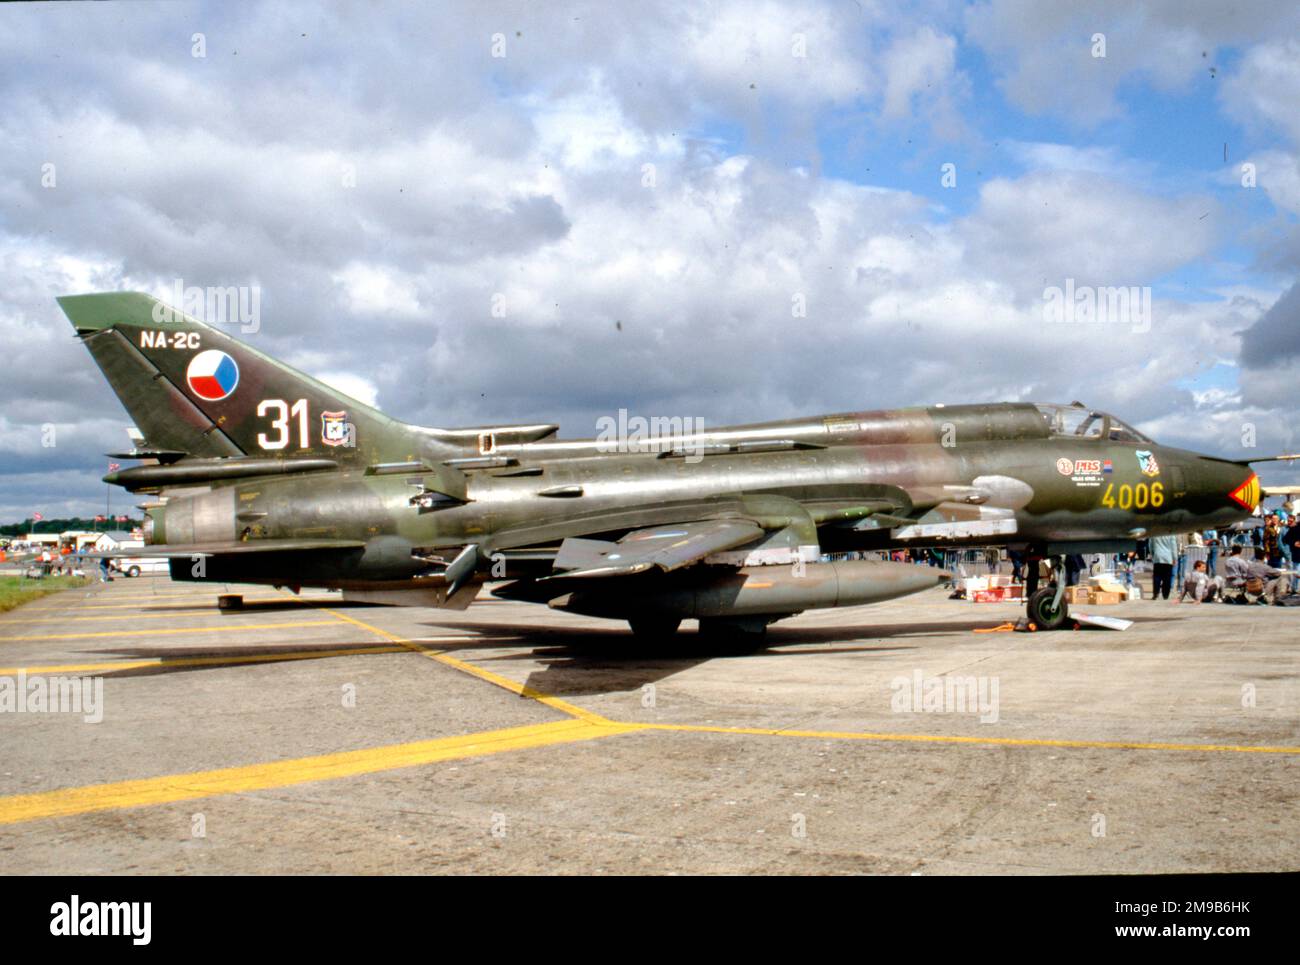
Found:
1025,556 -> 1070,630
1026,587 -> 1070,630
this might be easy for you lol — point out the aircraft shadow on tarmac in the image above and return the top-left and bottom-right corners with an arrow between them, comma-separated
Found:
138,599 -> 380,614
68,614 -> 1102,691
419,618 -> 999,650
415,620 -> 935,698
74,641 -> 404,678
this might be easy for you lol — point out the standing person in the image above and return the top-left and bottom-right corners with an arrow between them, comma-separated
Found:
1282,515 -> 1300,593
1149,533 -> 1178,601
98,556 -> 113,583
942,548 -> 961,588
1025,548 -> 1044,597
1263,514 -> 1283,568
1174,534 -> 1187,588
1118,550 -> 1136,589
1009,549 -> 1024,583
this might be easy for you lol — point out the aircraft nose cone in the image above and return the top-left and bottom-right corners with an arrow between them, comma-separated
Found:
1226,468 -> 1260,512
1183,457 -> 1259,523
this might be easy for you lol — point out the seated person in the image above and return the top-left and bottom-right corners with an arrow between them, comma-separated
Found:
1245,554 -> 1288,605
1223,545 -> 1251,594
1178,560 -> 1223,603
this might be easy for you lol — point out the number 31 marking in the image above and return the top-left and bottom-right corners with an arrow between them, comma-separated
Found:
257,398 -> 309,449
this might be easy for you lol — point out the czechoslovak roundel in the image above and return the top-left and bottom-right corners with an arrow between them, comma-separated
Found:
186,349 -> 240,401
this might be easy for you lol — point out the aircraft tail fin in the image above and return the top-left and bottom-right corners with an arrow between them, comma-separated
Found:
57,292 -> 417,463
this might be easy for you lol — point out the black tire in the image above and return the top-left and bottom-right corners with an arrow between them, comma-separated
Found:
697,617 -> 769,653
628,616 -> 681,640
127,566 -> 141,578
1026,587 -> 1070,631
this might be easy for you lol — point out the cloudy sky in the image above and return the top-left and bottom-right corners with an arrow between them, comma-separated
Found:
2,0 -> 1299,520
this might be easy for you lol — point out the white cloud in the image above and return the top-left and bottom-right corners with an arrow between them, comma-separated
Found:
1005,141 -> 1149,180
1231,151 -> 1300,218
680,0 -> 871,106
959,171 -> 1220,297
1220,38 -> 1300,146
1,0 -> 1298,514
966,0 -> 1300,125
315,372 -> 380,408
333,263 -> 422,318
879,26 -> 966,135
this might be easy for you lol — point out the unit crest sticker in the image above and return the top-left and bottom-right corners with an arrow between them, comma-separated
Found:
321,410 -> 353,447
1135,449 -> 1161,477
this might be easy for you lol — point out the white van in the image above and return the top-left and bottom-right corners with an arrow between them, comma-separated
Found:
117,556 -> 171,578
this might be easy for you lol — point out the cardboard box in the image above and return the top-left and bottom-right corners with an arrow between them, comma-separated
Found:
971,585 -> 1024,603
1089,591 -> 1123,605
1064,586 -> 1092,604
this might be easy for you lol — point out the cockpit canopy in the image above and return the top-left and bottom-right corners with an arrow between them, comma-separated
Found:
1034,403 -> 1152,444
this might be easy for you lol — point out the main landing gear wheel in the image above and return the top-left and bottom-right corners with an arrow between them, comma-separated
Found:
697,617 -> 769,653
1026,587 -> 1070,631
628,617 -> 682,640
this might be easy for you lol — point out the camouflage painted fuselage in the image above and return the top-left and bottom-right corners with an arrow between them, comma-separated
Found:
57,292 -> 1258,618
149,402 -> 1256,587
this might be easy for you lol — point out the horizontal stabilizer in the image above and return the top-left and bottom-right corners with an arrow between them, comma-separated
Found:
105,449 -> 188,463
107,457 -> 339,490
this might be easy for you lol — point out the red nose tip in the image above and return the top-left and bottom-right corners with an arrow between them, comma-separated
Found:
1228,472 -> 1260,511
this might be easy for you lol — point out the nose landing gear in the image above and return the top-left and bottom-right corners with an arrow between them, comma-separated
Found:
1025,557 -> 1070,630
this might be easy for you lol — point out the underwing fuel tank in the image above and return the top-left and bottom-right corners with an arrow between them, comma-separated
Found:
551,559 -> 951,620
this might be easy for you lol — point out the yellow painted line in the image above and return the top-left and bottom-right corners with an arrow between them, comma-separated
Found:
0,620 -> 343,642
323,609 -> 613,725
36,595 -> 265,605
636,722 -> 1300,755
17,598 -> 330,612
24,590 -> 292,602
0,718 -> 643,827
34,589 -> 238,598
3,610 -> 338,624
0,644 -> 411,677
